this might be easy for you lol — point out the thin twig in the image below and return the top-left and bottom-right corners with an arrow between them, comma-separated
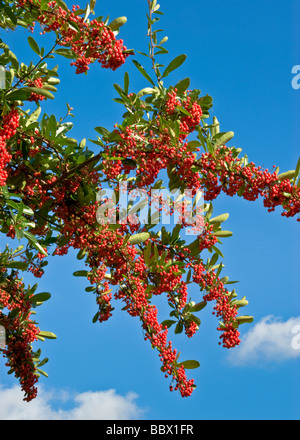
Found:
147,0 -> 160,82
6,36 -> 64,95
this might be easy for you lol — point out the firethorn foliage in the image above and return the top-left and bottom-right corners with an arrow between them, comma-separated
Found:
0,0 -> 299,401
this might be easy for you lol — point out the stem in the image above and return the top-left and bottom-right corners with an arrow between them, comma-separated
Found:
147,0 -> 160,83
46,152 -> 102,189
6,36 -> 64,94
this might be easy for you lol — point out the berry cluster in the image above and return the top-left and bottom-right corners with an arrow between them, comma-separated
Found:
193,263 -> 240,348
38,184 -> 196,397
166,90 -> 203,140
0,275 -> 40,402
96,282 -> 113,323
27,77 -> 46,102
0,109 -> 19,186
19,1 -> 130,74
184,320 -> 199,338
102,122 -> 202,192
198,148 -> 300,220
1,19 -> 300,403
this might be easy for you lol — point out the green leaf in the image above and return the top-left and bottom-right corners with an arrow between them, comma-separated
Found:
294,157 -> 300,185
47,77 -> 60,86
186,140 -> 201,152
161,54 -> 187,79
209,213 -> 229,224
174,321 -> 183,334
9,308 -> 20,319
76,249 -> 87,260
277,170 -> 295,181
55,0 -> 68,11
137,87 -> 155,98
83,3 -> 90,22
155,47 -> 169,55
191,301 -> 207,313
231,297 -> 249,309
30,292 -> 51,303
8,50 -> 18,70
128,232 -> 150,245
107,129 -> 123,142
213,131 -> 235,147
186,237 -> 199,252
161,319 -> 177,329
132,60 -> 155,86
209,252 -> 219,267
73,270 -> 89,277
171,223 -> 181,243
176,105 -> 192,117
10,246 -> 24,257
236,315 -> 254,325
3,5 -> 17,24
77,155 -> 87,165
33,242 -> 48,257
124,71 -> 129,95
6,261 -> 28,270
38,331 -> 57,339
211,117 -> 220,136
27,36 -> 40,56
153,242 -> 159,261
6,88 -> 31,102
37,358 -> 49,368
90,0 -> 96,11
190,314 -> 201,326
48,114 -> 57,140
214,230 -> 233,238
92,311 -> 100,323
143,240 -> 152,265
177,360 -> 200,369
26,107 -> 42,125
42,85 -> 57,93
158,36 -> 168,46
113,83 -> 128,100
95,126 -> 110,137
6,200 -> 21,211
108,16 -> 127,31
54,48 -> 76,59
23,231 -> 48,256
36,368 -> 48,378
23,87 -> 54,100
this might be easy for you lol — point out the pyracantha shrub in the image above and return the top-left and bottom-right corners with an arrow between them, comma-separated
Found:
0,0 -> 299,401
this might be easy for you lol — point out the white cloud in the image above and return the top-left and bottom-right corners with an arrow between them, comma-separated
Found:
0,385 -> 145,420
227,315 -> 300,366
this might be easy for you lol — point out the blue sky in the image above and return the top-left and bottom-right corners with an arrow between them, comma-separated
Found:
1,0 -> 300,420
